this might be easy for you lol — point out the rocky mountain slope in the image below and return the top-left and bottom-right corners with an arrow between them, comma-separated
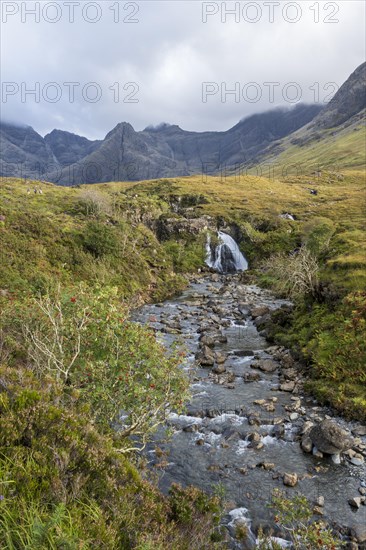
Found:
250,62 -> 366,172
1,62 -> 364,184
1,104 -> 321,184
0,122 -> 59,179
44,129 -> 101,167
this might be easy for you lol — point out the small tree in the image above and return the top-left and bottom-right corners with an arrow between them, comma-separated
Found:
19,284 -> 189,451
262,246 -> 319,299
78,189 -> 112,217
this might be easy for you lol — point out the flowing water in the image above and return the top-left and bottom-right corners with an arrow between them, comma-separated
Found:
133,275 -> 366,548
206,232 -> 249,273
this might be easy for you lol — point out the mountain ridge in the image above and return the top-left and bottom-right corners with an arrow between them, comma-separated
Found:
1,62 -> 365,184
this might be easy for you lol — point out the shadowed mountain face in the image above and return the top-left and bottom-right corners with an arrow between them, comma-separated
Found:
0,123 -> 60,179
0,63 -> 364,184
309,61 -> 366,130
44,130 -> 101,167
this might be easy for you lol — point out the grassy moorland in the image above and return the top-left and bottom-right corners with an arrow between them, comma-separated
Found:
0,158 -> 365,546
0,178 -> 226,549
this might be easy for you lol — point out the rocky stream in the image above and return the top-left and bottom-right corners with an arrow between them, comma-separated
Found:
133,274 -> 366,548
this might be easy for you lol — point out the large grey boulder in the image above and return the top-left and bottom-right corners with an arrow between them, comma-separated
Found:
309,420 -> 354,455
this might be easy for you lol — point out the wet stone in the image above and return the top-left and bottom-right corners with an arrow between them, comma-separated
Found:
283,473 -> 298,487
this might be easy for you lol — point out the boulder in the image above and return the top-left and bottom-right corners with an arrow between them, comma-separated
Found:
351,525 -> 366,543
348,497 -> 364,509
253,313 -> 271,328
199,334 -> 216,347
309,420 -> 354,455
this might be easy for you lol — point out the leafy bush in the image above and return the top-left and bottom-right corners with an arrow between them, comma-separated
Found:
0,365 -> 223,549
256,489 -> 344,549
302,217 -> 336,258
82,222 -> 119,258
2,284 -> 189,450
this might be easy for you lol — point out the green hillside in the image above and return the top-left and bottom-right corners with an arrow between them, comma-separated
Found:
247,115 -> 366,177
0,165 -> 365,546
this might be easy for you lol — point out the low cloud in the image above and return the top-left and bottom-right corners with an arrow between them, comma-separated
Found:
1,1 -> 365,139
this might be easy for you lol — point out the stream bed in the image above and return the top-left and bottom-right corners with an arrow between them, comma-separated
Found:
133,275 -> 366,548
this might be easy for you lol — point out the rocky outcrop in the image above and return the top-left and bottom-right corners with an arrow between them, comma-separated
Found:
156,215 -> 215,241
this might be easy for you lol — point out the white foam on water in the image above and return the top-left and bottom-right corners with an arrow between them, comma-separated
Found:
210,413 -> 243,425
235,440 -> 251,454
193,391 -> 209,398
167,413 -> 203,425
256,536 -> 292,548
205,232 -> 248,272
262,435 -> 280,445
228,507 -> 250,527
205,432 -> 222,446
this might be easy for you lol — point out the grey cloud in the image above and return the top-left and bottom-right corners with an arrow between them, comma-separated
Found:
1,0 -> 365,139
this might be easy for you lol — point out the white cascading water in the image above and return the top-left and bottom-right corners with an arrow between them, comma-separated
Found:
205,231 -> 248,273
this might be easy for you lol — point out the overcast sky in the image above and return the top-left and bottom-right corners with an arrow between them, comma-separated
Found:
1,0 -> 365,139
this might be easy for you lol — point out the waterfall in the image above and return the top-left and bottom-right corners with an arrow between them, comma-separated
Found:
205,231 -> 248,273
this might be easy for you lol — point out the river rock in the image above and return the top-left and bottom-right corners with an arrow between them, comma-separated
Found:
183,423 -> 199,433
212,364 -> 226,374
243,372 -> 261,383
309,420 -> 354,456
283,473 -> 298,487
251,306 -> 270,319
350,455 -> 365,466
248,432 -> 263,449
301,435 -> 313,453
273,424 -> 285,438
280,381 -> 296,392
348,497 -> 364,509
280,352 -> 295,369
312,447 -> 324,459
351,525 -> 366,543
352,425 -> 366,436
257,462 -> 275,470
252,359 -> 278,373
199,334 -> 216,347
215,351 -> 227,364
196,345 -> 215,366
253,312 -> 271,326
282,368 -> 298,381
248,413 -> 261,426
